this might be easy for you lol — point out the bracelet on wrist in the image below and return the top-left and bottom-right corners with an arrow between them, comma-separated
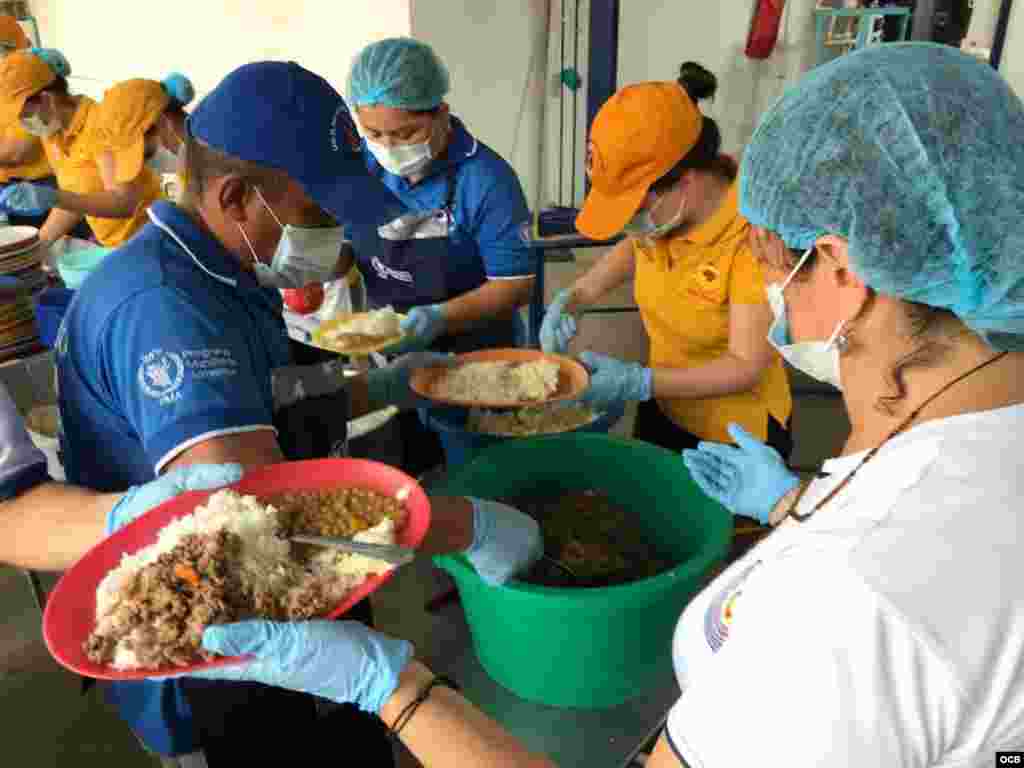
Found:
389,675 -> 460,736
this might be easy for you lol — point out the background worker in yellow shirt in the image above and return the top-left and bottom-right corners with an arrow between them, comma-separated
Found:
541,62 -> 793,458
0,16 -> 59,230
0,48 -> 192,248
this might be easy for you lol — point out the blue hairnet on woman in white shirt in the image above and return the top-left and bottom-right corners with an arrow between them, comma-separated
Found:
740,42 -> 1024,351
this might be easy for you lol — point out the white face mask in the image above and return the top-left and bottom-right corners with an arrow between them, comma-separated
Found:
21,112 -> 59,138
364,117 -> 443,177
146,145 -> 180,175
623,190 -> 684,240
766,247 -> 847,390
238,188 -> 346,289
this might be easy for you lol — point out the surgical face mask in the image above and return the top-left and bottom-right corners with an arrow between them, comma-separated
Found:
623,189 -> 684,240
364,118 -> 442,177
238,188 -> 346,289
20,112 -> 59,138
146,145 -> 180,174
766,247 -> 847,390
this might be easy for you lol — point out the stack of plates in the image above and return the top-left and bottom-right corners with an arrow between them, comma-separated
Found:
0,227 -> 47,362
0,226 -> 47,295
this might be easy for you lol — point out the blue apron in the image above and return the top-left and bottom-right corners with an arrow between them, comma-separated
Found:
358,168 -> 520,354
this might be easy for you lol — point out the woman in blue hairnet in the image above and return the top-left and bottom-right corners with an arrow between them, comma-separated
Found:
341,37 -> 535,474
176,43 -> 1024,767
343,38 -> 533,354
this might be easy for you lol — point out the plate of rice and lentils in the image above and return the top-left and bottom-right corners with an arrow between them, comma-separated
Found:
43,459 -> 430,680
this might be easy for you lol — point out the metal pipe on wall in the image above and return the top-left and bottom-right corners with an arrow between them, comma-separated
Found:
586,0 -> 619,197
533,0 -> 552,214
992,0 -> 1015,68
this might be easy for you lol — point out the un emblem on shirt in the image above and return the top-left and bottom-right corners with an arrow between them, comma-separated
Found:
139,350 -> 185,405
330,105 -> 362,153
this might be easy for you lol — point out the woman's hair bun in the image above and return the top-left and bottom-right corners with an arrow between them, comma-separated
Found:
161,73 -> 195,106
677,61 -> 717,102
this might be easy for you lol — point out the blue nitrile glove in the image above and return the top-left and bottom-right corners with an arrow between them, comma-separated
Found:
188,620 -> 413,714
540,288 -> 578,354
106,463 -> 244,535
681,423 -> 798,524
0,182 -> 58,216
366,351 -> 454,411
387,304 -> 446,355
578,351 -> 653,410
463,498 -> 543,586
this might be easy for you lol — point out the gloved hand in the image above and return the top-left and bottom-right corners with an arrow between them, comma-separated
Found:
540,288 -> 578,354
106,463 -> 244,535
463,498 -> 543,586
366,351 -> 453,411
681,423 -> 798,524
578,351 -> 653,410
188,620 -> 413,714
0,182 -> 59,216
387,304 -> 446,355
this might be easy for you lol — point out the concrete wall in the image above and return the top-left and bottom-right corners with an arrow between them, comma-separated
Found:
25,0 -> 1024,202
618,0 -> 820,158
30,0 -> 411,101
1001,0 -> 1024,98
411,0 -> 550,209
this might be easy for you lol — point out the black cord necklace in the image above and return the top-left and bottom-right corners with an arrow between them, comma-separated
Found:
785,351 -> 1009,523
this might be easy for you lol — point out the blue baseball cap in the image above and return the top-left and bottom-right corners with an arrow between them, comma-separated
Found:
188,61 -> 403,224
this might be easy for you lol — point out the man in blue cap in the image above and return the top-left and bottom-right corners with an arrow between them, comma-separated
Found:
55,61 -> 541,767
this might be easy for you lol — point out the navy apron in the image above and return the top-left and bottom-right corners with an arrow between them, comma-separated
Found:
360,167 -> 519,354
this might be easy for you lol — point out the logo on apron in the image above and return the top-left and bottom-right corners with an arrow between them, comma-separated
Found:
703,561 -> 760,652
370,256 -> 413,284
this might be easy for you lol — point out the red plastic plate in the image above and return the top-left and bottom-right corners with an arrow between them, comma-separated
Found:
43,459 -> 431,680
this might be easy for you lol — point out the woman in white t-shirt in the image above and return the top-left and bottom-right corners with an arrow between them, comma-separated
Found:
174,43 -> 1024,767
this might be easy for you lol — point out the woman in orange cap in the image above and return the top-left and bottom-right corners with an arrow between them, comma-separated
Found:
0,17 -> 58,229
0,48 -> 193,249
541,63 -> 792,459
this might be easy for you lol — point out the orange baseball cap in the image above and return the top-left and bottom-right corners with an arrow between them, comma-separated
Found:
576,82 -> 703,240
0,50 -> 55,126
96,79 -> 171,183
0,16 -> 30,50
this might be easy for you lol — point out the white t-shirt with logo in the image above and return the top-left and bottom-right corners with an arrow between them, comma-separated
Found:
667,404 -> 1024,767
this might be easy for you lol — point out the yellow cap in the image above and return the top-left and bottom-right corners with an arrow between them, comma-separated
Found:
0,16 -> 29,50
576,82 -> 702,240
95,79 -> 170,183
0,50 -> 55,126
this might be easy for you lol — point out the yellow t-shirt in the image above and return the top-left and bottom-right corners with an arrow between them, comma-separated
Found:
41,97 -> 163,247
633,181 -> 792,443
0,121 -> 52,183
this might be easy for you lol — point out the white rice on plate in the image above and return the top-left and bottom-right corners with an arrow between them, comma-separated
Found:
436,360 -> 560,403
323,306 -> 401,342
91,489 -> 397,670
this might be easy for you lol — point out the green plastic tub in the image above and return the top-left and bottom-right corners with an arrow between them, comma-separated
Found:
434,433 -> 731,709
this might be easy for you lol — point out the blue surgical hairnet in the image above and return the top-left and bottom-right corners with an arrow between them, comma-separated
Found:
161,73 -> 194,106
347,37 -> 450,111
740,43 -> 1024,351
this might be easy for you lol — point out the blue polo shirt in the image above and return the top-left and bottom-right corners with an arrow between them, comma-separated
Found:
350,116 -> 533,297
56,200 -> 290,755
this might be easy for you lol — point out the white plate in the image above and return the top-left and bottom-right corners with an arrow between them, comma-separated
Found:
0,241 -> 42,262
0,226 -> 39,251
